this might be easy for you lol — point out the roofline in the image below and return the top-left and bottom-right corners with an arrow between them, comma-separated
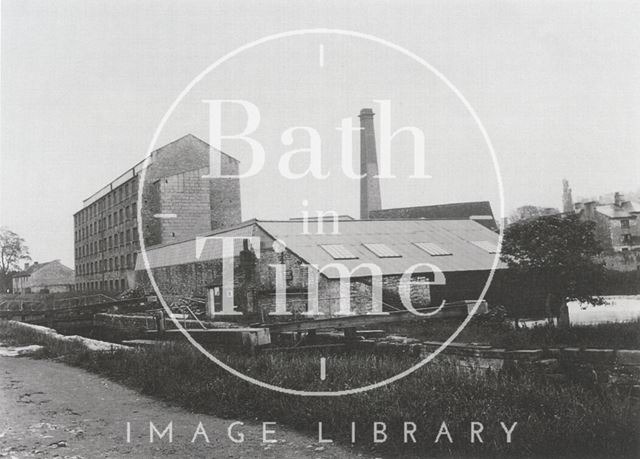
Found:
254,217 -> 493,223
140,218 -> 260,253
138,218 -> 504,278
76,134 -> 240,213
12,259 -> 74,277
140,216 -> 494,253
370,200 -> 495,213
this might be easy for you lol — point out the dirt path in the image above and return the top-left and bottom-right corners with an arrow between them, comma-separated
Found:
0,354 -> 361,458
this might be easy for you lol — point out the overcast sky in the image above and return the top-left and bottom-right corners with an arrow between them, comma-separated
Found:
1,0 -> 639,269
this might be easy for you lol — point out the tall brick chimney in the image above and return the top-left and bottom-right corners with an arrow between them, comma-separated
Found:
359,108 -> 382,219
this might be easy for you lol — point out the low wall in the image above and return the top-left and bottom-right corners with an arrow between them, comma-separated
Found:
600,251 -> 640,272
3,320 -> 129,352
356,337 -> 640,393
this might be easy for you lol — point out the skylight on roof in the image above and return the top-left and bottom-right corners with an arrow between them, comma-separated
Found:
320,244 -> 358,260
471,240 -> 498,254
414,242 -> 452,256
363,243 -> 402,258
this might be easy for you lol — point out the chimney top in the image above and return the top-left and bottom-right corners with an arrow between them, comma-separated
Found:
614,192 -> 624,207
359,108 -> 375,118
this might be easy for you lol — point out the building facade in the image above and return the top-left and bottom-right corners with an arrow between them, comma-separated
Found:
12,260 -> 75,294
134,218 -> 504,320
575,192 -> 640,253
73,134 -> 241,293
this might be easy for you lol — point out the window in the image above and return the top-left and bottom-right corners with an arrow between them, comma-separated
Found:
363,243 -> 401,258
622,234 -> 632,245
125,206 -> 130,219
119,209 -> 124,224
414,242 -> 452,256
470,240 -> 499,253
126,229 -> 131,243
108,215 -> 112,227
132,202 -> 137,217
320,244 -> 358,260
126,254 -> 131,268
621,219 -> 630,229
114,257 -> 119,270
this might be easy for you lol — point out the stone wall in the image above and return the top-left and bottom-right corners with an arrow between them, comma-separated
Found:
75,134 -> 241,293
356,338 -> 640,394
136,226 -> 431,320
600,251 -> 640,272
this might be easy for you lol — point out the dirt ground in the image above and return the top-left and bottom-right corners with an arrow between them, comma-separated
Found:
0,353 -> 361,458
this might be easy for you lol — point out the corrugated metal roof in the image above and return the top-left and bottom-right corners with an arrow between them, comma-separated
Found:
258,219 -> 505,279
135,223 -> 256,270
137,219 -> 506,278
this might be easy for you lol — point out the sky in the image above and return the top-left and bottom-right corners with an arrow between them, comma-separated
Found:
1,0 -> 639,269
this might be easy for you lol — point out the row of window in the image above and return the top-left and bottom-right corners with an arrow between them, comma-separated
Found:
77,253 -> 137,276
75,179 -> 138,225
77,278 -> 127,292
76,228 -> 138,259
320,240 -> 498,260
75,203 -> 138,242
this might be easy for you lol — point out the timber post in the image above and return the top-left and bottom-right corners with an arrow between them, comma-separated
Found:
155,310 -> 165,337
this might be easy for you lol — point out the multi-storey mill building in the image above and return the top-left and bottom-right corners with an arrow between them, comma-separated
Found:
73,134 -> 241,292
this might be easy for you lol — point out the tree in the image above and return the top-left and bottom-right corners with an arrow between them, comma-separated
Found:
500,214 -> 604,327
509,205 -> 559,224
0,227 -> 31,292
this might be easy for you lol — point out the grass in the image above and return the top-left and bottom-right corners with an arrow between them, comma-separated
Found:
1,320 -> 639,458
383,318 -> 640,350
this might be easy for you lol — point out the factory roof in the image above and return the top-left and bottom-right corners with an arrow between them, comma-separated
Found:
136,218 -> 505,279
369,201 -> 498,231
